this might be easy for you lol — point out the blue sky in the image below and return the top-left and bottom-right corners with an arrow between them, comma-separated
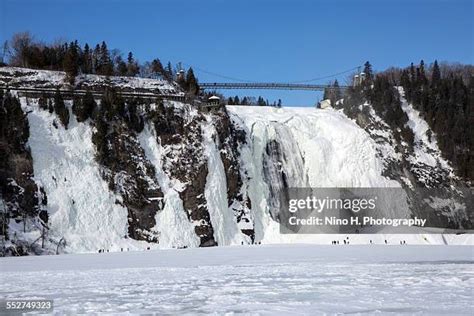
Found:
1,0 -> 473,105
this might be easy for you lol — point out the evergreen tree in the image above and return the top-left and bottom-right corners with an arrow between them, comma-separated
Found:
93,44 -> 101,74
409,62 -> 416,81
419,60 -> 426,78
63,41 -> 79,84
116,55 -> 127,76
83,90 -> 97,118
72,96 -> 82,121
333,79 -> 342,101
38,93 -> 48,110
72,90 -> 96,122
48,99 -> 54,113
150,58 -> 164,76
185,67 -> 199,95
431,60 -> 441,85
126,52 -> 139,77
418,60 -> 427,85
112,92 -> 126,117
400,70 -> 410,87
127,51 -> 134,65
0,92 -> 29,143
323,87 -> 330,100
92,114 -> 109,164
363,61 -> 373,83
400,69 -> 411,99
82,43 -> 92,74
53,89 -> 69,128
165,62 -> 173,81
124,99 -> 144,133
98,41 -> 113,76
100,89 -> 114,120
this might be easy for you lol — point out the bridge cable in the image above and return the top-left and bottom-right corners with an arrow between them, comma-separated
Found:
181,62 -> 253,83
289,66 -> 361,84
182,62 -> 361,84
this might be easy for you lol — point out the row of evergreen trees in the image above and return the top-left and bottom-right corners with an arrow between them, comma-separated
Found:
343,62 -> 415,147
37,87 -> 146,167
38,87 -> 146,132
176,67 -> 199,96
38,90 -> 69,128
0,90 -> 30,149
344,60 -> 473,181
4,32 -> 198,93
0,90 -> 43,239
398,60 -> 473,180
6,33 -> 143,78
227,95 -> 282,107
90,90 -> 146,165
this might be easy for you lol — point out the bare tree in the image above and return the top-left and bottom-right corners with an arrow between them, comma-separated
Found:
9,32 -> 35,67
0,41 -> 9,65
438,61 -> 474,84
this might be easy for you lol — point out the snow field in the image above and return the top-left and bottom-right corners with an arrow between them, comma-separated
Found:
1,244 -> 472,315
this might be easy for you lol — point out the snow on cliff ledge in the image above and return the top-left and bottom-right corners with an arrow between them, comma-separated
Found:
0,66 -> 181,94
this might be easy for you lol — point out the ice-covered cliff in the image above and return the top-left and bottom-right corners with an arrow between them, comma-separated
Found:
0,68 -> 471,255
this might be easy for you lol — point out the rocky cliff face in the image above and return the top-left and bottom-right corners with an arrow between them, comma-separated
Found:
0,91 -> 50,255
0,67 -> 471,256
151,103 -> 216,246
339,86 -> 472,229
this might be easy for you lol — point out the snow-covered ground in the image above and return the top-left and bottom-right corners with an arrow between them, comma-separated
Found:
0,67 -> 181,94
1,244 -> 473,315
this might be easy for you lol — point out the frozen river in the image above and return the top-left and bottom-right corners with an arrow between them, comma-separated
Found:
1,244 -> 473,315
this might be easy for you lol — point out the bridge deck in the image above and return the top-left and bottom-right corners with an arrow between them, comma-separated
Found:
200,82 -> 348,91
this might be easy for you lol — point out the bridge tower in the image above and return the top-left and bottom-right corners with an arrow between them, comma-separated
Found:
353,72 -> 366,87
176,61 -> 186,82
177,69 -> 185,82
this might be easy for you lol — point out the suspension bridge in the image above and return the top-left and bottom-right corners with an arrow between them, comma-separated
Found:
199,82 -> 349,91
189,63 -> 360,92
0,64 -> 362,107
